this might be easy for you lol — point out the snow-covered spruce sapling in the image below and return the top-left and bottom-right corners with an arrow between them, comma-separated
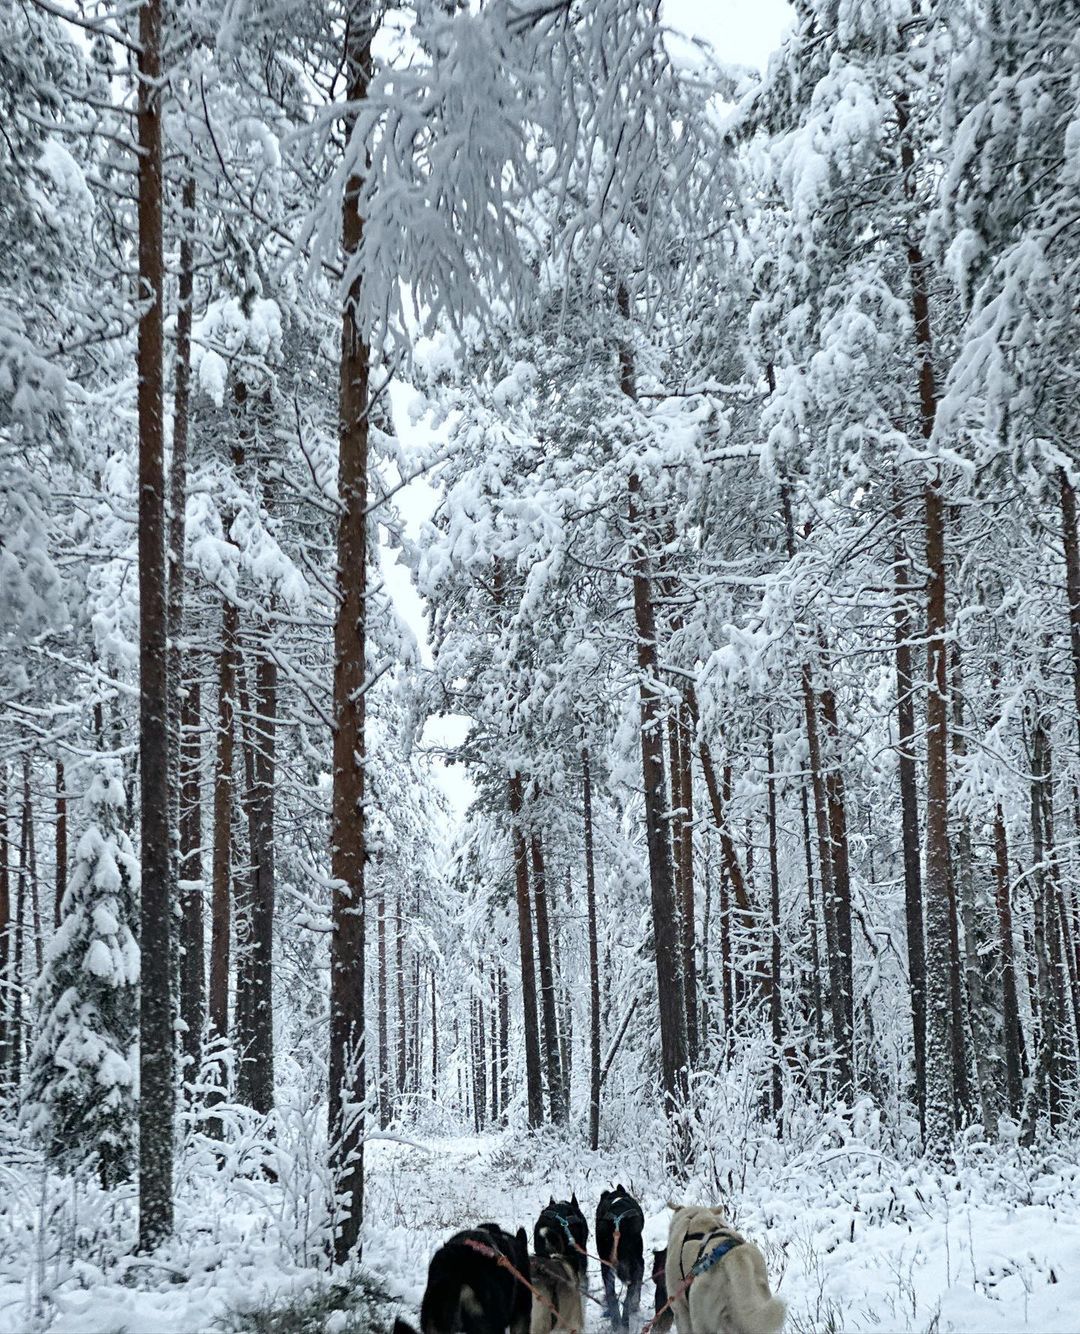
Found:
23,760 -> 139,1188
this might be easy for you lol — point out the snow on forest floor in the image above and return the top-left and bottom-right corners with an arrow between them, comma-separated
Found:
2,1111 -> 1080,1333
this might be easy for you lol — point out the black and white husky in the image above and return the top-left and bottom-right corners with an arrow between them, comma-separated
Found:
534,1195 -> 589,1290
417,1222 -> 532,1334
596,1185 -> 645,1327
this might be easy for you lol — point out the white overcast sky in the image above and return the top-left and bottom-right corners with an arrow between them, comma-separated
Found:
663,0 -> 793,71
387,0 -> 794,817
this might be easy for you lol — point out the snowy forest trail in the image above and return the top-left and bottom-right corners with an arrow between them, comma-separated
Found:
5,1124 -> 1080,1333
364,1133 -> 1080,1334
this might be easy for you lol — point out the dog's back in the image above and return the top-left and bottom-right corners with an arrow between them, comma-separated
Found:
595,1185 -> 644,1279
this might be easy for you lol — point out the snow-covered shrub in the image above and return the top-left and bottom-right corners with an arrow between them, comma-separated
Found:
22,758 -> 139,1187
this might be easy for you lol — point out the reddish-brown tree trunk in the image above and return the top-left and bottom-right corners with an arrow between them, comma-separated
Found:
178,682 -> 203,1091
677,699 -> 698,1066
167,174 -> 196,1019
508,773 -> 544,1127
893,488 -> 927,1135
530,832 -> 565,1122
498,964 -> 510,1113
24,760 -> 41,977
12,782 -> 28,1089
209,601 -> 238,1045
328,12 -> 376,1261
621,290 -> 687,1111
583,747 -> 602,1151
377,890 -> 389,1128
0,766 -> 9,1080
923,468 -> 955,1149
766,727 -> 783,1126
136,0 -> 173,1244
54,760 -> 66,929
817,646 -> 855,1099
396,893 -> 407,1100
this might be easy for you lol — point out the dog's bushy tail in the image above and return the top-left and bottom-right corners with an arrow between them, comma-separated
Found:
420,1282 -> 463,1334
740,1294 -> 787,1334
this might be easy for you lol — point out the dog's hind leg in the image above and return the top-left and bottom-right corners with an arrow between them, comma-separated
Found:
601,1263 -> 620,1324
622,1274 -> 642,1328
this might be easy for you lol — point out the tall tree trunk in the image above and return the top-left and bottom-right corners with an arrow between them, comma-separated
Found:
508,773 -> 544,1127
1059,468 -> 1080,755
498,964 -> 509,1114
24,759 -> 41,977
583,747 -> 602,1151
178,681 -> 204,1092
247,646 -> 276,1115
135,0 -> 173,1245
167,174 -> 195,1029
719,854 -> 733,1048
489,965 -> 500,1123
431,969 -> 438,1103
377,890 -> 389,1128
0,767 -> 9,1083
701,846 -> 712,1046
677,698 -> 698,1067
621,288 -> 687,1111
12,789 -> 27,1090
559,867 -> 572,1099
396,893 -> 407,1105
950,646 -> 997,1132
780,487 -> 845,1088
992,770 -> 1025,1114
818,647 -> 854,1097
209,601 -> 238,1047
328,10 -> 376,1262
530,832 -> 564,1123
766,727 -> 783,1127
1037,723 -> 1068,1126
898,88 -> 954,1154
473,993 -> 486,1130
691,689 -> 763,1005
798,782 -> 825,1051
893,486 -> 927,1136
1022,712 -> 1059,1140
54,760 -> 66,929
922,469 -> 955,1151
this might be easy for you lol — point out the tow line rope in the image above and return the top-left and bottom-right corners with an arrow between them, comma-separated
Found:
461,1237 -> 578,1332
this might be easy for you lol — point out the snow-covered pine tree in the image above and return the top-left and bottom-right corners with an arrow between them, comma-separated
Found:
23,759 -> 139,1188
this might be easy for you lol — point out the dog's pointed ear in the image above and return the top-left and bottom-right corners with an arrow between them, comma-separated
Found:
571,1192 -> 578,1206
517,1227 -> 528,1248
548,1195 -> 555,1206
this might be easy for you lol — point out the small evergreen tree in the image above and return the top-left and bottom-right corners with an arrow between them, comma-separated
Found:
23,759 -> 139,1187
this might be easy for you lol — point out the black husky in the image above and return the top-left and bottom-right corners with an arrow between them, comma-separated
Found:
533,1194 -> 589,1288
596,1185 -> 644,1327
651,1248 -> 673,1332
418,1222 -> 531,1334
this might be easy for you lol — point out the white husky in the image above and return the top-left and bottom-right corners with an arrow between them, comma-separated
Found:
664,1204 -> 785,1334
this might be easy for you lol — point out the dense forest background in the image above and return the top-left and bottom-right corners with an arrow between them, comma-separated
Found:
3,0 -> 1080,1326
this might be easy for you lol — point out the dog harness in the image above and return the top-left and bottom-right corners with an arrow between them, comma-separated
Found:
679,1228 -> 745,1280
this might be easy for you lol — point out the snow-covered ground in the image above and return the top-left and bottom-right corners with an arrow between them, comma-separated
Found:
2,1111 -> 1079,1332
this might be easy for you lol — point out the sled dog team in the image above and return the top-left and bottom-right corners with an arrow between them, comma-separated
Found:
394,1186 -> 785,1334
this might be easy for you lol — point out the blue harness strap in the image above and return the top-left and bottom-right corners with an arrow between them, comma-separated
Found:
540,1206 -> 583,1256
692,1234 -> 744,1275
679,1229 -> 745,1282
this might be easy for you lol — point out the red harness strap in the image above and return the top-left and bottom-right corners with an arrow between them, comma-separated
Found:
461,1237 -> 578,1333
